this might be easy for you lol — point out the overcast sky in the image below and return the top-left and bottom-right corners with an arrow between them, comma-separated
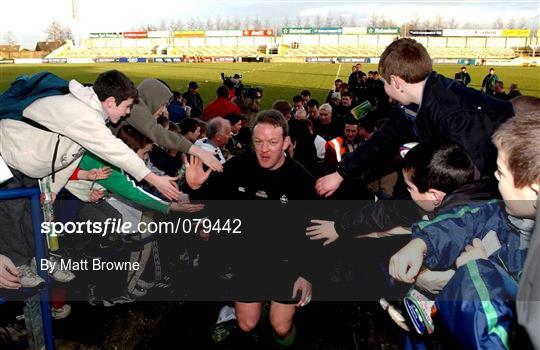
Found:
1,0 -> 538,48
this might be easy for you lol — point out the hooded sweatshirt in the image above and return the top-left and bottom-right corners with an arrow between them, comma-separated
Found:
112,79 -> 193,153
0,80 -> 150,193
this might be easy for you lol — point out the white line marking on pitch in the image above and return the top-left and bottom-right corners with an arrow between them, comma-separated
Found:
334,63 -> 342,88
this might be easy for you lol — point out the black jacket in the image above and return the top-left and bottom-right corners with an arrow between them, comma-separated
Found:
334,177 -> 499,239
182,91 -> 204,119
337,72 -> 514,183
187,152 -> 318,295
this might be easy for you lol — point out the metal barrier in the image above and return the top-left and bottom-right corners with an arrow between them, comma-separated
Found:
0,186 -> 55,350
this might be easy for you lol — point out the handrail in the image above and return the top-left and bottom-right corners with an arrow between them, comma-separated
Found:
0,186 -> 55,350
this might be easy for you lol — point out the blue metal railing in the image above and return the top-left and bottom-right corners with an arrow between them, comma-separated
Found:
0,186 -> 55,350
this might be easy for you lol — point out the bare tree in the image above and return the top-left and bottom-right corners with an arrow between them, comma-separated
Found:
263,18 -> 271,29
186,18 -> 198,30
215,17 -> 223,30
336,16 -> 347,27
169,19 -> 184,31
368,13 -> 379,27
409,16 -> 420,28
493,17 -> 504,29
63,27 -> 73,40
294,16 -> 302,26
324,14 -> 334,26
137,23 -> 157,31
379,16 -> 396,27
506,18 -> 516,29
516,17 -> 528,28
239,17 -> 250,29
347,17 -> 358,27
2,31 -> 18,45
420,18 -> 432,29
253,16 -> 262,28
302,16 -> 312,28
205,18 -> 215,30
446,17 -> 458,29
158,19 -> 167,31
314,15 -> 322,28
433,16 -> 445,29
44,20 -> 73,41
223,18 -> 233,30
283,16 -> 290,28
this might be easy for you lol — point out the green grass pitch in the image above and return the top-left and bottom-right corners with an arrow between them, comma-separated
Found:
1,63 -> 539,109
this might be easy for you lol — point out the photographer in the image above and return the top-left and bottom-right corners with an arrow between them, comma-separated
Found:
221,73 -> 242,100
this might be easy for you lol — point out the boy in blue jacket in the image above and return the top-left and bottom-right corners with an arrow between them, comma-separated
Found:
390,111 -> 539,349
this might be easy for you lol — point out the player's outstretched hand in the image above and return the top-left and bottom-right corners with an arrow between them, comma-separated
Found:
185,155 -> 212,190
292,276 -> 312,307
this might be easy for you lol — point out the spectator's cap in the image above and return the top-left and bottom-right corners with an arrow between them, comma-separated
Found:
331,92 -> 341,100
188,81 -> 199,89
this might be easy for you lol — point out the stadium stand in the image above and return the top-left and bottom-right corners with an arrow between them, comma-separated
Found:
45,31 -> 531,61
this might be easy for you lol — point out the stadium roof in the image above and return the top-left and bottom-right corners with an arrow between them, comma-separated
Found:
35,41 -> 64,52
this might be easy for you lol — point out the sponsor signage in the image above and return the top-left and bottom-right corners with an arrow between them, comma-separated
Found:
66,58 -> 94,64
94,58 -> 120,63
213,57 -> 235,62
118,57 -> 147,63
342,27 -> 367,35
89,32 -> 122,38
147,31 -> 169,38
305,57 -> 333,62
457,58 -> 477,65
154,57 -> 183,63
42,58 -> 67,63
14,58 -> 43,64
123,32 -> 148,39
281,27 -> 315,35
206,30 -> 243,37
243,29 -> 273,36
442,29 -> 502,37
173,31 -> 205,37
0,59 -> 15,64
315,27 -> 343,35
502,29 -> 531,37
338,57 -> 369,63
367,27 -> 400,35
409,29 -> 443,36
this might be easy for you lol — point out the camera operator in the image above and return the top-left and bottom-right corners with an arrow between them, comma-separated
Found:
232,86 -> 263,127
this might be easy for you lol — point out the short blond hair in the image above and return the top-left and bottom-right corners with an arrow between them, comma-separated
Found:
319,103 -> 332,115
492,111 -> 540,188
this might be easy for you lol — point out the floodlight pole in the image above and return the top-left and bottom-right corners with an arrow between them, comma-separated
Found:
71,0 -> 80,46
